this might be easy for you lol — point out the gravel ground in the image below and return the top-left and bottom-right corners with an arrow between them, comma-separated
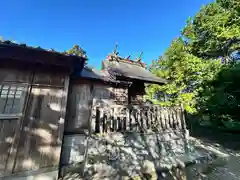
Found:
192,140 -> 240,180
189,126 -> 240,180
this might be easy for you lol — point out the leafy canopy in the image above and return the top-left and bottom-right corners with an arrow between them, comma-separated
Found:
65,44 -> 88,64
181,0 -> 240,116
182,0 -> 240,60
198,62 -> 240,124
147,0 -> 240,120
147,38 -> 221,113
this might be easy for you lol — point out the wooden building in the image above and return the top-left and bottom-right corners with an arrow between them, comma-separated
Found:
0,41 -> 86,180
0,41 -> 189,179
60,52 -> 190,179
63,52 -> 167,135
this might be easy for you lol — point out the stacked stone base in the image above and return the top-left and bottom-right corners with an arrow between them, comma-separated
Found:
61,130 -> 190,179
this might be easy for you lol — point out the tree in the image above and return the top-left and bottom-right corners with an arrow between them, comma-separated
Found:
147,38 -> 222,113
182,0 -> 240,62
147,0 -> 240,115
198,62 -> 240,125
65,44 -> 88,64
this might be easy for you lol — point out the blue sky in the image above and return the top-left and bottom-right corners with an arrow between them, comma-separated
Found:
1,0 -> 212,69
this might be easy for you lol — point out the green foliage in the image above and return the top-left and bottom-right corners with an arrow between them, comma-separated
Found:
199,63 -> 240,123
147,0 -> 240,117
65,44 -> 88,64
182,0 -> 240,60
147,38 -> 222,113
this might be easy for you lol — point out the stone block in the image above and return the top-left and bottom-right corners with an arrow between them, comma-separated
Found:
62,135 -> 87,165
79,130 -> 189,179
142,160 -> 156,174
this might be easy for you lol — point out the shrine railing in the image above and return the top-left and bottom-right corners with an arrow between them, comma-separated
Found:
91,105 -> 187,134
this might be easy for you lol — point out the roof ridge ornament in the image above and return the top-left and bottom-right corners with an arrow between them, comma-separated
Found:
136,52 -> 143,62
113,43 -> 119,56
126,55 -> 131,59
106,43 -> 120,62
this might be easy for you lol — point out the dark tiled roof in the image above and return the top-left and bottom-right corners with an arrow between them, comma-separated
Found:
80,66 -> 112,81
73,66 -> 131,85
102,58 -> 167,84
0,40 -> 86,70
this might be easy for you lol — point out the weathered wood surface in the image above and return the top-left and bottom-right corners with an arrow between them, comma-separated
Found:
0,70 -> 69,177
65,83 -> 120,133
0,119 -> 20,175
65,84 -> 92,133
33,72 -> 65,86
0,68 -> 31,83
92,105 -> 185,134
0,69 -> 30,176
13,87 -> 64,172
111,87 -> 128,105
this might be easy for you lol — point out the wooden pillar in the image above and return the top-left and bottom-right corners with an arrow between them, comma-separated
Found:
181,104 -> 189,154
102,113 -> 106,133
128,85 -> 132,105
95,107 -> 100,133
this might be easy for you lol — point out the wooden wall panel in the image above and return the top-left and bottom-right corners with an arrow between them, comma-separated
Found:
0,69 -> 31,176
65,84 -> 92,133
111,87 -> 128,105
13,87 -> 64,173
0,68 -> 31,83
0,68 -> 69,178
92,84 -> 114,107
0,119 -> 20,176
65,82 -> 129,134
33,72 -> 65,87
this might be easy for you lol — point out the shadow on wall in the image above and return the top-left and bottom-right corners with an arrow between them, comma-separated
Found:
60,85 -> 122,177
60,130 -> 188,180
0,86 -> 65,176
64,84 -> 119,133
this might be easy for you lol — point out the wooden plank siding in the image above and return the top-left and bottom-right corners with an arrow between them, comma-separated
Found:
61,81 -> 112,167
64,81 -> 125,134
0,69 -> 31,176
62,81 -> 128,168
13,86 -> 64,172
64,83 -> 92,134
0,119 -> 20,175
0,69 -> 69,177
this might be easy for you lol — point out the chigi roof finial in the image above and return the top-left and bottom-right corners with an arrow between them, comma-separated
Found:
136,52 -> 143,62
113,42 -> 119,56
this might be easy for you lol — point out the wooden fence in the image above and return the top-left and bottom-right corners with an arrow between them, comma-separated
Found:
91,105 -> 186,134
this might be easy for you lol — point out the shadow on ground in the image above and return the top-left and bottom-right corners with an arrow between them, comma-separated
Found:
189,123 -> 240,153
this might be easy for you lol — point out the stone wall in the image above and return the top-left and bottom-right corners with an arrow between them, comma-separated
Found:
61,130 -> 189,179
